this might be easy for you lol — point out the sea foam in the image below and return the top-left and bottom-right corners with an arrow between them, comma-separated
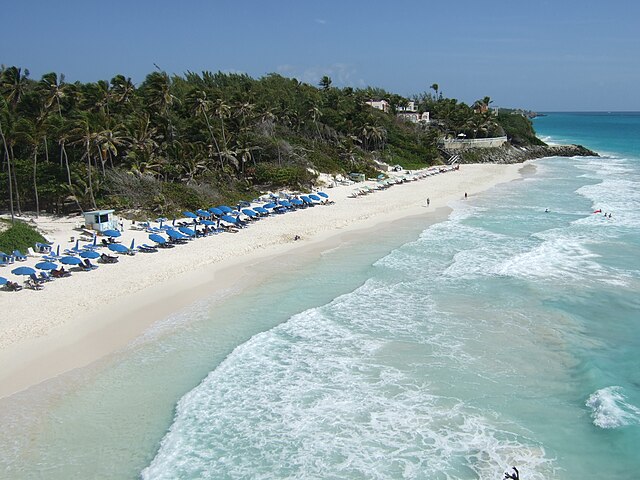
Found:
586,386 -> 640,429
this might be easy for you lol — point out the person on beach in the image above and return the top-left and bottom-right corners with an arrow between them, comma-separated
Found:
427,197 -> 430,206
464,192 -> 468,199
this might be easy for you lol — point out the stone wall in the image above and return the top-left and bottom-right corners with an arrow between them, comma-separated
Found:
440,136 -> 508,150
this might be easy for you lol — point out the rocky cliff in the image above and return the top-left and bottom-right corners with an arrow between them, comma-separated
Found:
454,143 -> 598,164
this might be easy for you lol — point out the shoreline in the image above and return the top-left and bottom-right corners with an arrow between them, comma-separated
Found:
0,163 -> 524,399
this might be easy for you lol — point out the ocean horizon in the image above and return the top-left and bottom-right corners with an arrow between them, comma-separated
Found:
2,112 -> 639,479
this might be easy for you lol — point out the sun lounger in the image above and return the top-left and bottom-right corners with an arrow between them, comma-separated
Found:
1,252 -> 15,264
13,250 -> 28,261
138,244 -> 158,253
39,271 -> 53,282
35,242 -> 52,254
100,253 -> 119,264
82,259 -> 99,270
4,280 -> 23,291
26,275 -> 44,290
51,268 -> 71,278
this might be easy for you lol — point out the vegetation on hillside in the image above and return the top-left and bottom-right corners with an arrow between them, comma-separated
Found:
0,66 -> 542,218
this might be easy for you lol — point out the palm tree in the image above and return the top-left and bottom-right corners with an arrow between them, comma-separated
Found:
110,74 -> 135,108
430,83 -> 439,100
1,66 -> 30,109
70,117 -> 98,209
319,76 -> 332,91
188,89 -> 223,169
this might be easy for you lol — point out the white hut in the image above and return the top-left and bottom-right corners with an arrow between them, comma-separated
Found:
83,209 -> 118,232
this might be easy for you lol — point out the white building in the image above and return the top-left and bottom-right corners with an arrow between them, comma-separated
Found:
365,99 -> 390,113
397,111 -> 430,124
397,101 -> 418,112
82,209 -> 118,233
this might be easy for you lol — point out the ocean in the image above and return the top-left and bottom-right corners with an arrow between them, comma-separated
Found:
2,112 -> 639,479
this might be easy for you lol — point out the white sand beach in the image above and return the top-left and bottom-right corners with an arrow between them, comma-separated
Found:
0,163 -> 524,398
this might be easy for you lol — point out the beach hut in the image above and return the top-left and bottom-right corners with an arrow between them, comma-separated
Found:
83,210 -> 118,233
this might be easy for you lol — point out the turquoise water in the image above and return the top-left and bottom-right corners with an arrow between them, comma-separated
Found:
2,113 -> 639,479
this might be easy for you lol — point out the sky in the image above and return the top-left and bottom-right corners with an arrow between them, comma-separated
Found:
1,0 -> 639,111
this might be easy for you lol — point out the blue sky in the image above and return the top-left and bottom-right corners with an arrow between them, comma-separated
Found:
1,0 -> 638,111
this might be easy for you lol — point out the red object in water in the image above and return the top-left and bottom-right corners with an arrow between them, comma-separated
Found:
593,209 -> 602,214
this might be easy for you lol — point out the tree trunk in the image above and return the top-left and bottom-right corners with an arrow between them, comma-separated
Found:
0,119 -> 15,223
203,112 -> 223,170
11,145 -> 22,214
44,135 -> 50,162
85,143 -> 97,209
33,147 -> 40,217
62,140 -> 83,213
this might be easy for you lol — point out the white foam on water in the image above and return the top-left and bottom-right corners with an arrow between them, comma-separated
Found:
142,280 -> 557,479
586,386 -> 640,429
497,234 -> 603,282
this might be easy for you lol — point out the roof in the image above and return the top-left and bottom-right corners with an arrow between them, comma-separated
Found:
83,210 -> 115,215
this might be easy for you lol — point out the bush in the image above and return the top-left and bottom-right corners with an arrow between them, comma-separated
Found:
254,163 -> 315,188
0,220 -> 47,253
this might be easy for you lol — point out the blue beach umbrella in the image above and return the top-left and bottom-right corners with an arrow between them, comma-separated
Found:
60,256 -> 83,265
317,192 -> 329,198
0,276 -> 7,285
300,195 -> 312,204
196,209 -> 210,217
201,219 -> 216,226
107,243 -> 129,253
149,233 -> 167,244
309,194 -> 321,201
12,266 -> 36,276
279,200 -> 292,208
291,199 -> 304,206
166,229 -> 187,240
35,261 -> 59,270
263,202 -> 277,209
80,250 -> 100,259
242,209 -> 258,218
178,226 -> 196,237
208,207 -> 224,216
217,205 -> 233,213
103,229 -> 121,238
183,211 -> 198,219
221,215 -> 238,224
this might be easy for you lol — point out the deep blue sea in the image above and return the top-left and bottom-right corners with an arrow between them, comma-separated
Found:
2,112 -> 639,479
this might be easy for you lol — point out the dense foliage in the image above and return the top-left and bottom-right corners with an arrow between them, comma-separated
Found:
0,66 -> 539,218
0,219 -> 46,253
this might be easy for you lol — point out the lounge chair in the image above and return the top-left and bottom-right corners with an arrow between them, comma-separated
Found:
51,268 -> 71,278
39,271 -> 53,282
4,281 -> 23,291
13,250 -> 27,261
0,252 -> 15,264
26,276 -> 44,290
82,259 -> 99,270
35,242 -> 52,254
138,244 -> 158,253
100,253 -> 119,264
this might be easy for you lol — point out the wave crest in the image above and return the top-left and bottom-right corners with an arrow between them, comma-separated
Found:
586,386 -> 640,429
